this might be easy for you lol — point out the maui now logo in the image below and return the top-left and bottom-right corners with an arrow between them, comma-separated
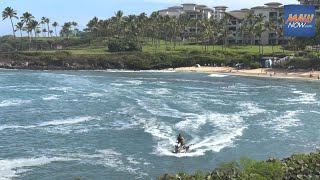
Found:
285,14 -> 315,28
284,5 -> 316,37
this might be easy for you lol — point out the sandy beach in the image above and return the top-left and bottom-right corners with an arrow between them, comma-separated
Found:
169,66 -> 320,81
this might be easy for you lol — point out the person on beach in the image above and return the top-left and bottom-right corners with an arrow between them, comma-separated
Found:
177,134 -> 185,147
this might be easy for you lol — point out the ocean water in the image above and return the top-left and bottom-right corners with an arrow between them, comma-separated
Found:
0,69 -> 320,180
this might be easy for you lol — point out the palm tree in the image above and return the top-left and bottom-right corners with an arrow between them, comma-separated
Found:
21,12 -> 34,39
276,16 -> 285,53
60,22 -> 72,38
219,15 -> 230,52
15,21 -> 24,49
264,20 -> 276,54
49,30 -> 54,37
243,12 -> 256,46
42,28 -> 47,37
254,13 -> 266,54
44,18 -> 50,37
115,10 -> 124,36
41,17 -> 46,37
137,13 -> 147,42
52,21 -> 59,37
87,17 -> 99,37
36,28 -> 41,37
71,21 -> 78,30
28,20 -> 39,38
71,21 -> 78,36
2,7 -> 18,37
209,17 -> 219,51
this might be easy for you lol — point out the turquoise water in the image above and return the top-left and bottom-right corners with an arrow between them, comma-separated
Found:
0,69 -> 320,179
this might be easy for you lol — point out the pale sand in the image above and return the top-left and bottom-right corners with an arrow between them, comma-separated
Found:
168,67 -> 320,81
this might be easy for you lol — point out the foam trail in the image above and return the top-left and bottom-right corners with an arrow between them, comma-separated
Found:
0,157 -> 70,180
144,102 -> 265,157
39,116 -> 97,127
42,95 -> 60,101
271,111 -> 302,133
0,100 -> 31,107
0,116 -> 98,131
62,149 -> 149,178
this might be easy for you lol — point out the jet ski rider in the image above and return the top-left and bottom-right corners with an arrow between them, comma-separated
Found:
176,134 -> 185,147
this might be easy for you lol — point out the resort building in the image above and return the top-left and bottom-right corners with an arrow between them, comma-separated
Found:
298,0 -> 320,14
223,2 -> 284,45
250,2 -> 284,45
158,1 -> 318,45
158,3 -> 226,20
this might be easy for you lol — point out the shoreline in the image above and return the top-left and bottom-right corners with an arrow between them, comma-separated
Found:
171,66 -> 320,81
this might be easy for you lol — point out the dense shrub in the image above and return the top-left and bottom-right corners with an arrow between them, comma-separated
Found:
158,151 -> 320,180
0,43 -> 15,52
249,62 -> 262,69
107,37 -> 142,52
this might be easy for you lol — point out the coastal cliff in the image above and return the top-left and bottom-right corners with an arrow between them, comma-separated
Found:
0,51 -> 260,70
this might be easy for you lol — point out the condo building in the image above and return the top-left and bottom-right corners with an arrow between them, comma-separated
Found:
158,3 -> 226,20
158,1 -> 317,45
228,2 -> 284,45
298,0 -> 320,10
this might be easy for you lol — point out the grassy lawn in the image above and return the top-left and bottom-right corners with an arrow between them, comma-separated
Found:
143,43 -> 292,54
21,37 -> 293,55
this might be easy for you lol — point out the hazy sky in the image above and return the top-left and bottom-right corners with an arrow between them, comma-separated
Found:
0,0 -> 298,36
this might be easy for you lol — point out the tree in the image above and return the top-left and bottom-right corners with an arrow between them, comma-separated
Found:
71,21 -> 78,30
44,17 -> 50,37
254,13 -> 266,54
115,10 -> 124,36
41,17 -> 46,37
243,12 -> 256,46
52,21 -> 59,37
264,20 -> 276,54
87,17 -> 99,37
42,28 -> 47,37
2,7 -> 18,37
28,20 -> 39,38
60,22 -> 72,38
15,21 -> 24,49
21,12 -> 34,39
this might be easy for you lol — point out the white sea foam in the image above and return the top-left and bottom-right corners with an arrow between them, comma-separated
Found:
282,90 -> 317,104
145,88 -> 171,95
140,111 -> 247,157
0,116 -> 99,133
239,102 -> 266,116
110,83 -> 125,87
273,111 -> 302,133
175,114 -> 207,131
126,80 -> 143,86
136,99 -> 187,119
0,125 -> 36,131
137,100 -> 267,157
0,100 -> 31,107
262,111 -> 302,133
208,74 -> 229,77
85,93 -> 104,97
42,95 -> 60,101
49,87 -> 72,93
39,116 -> 97,127
62,149 -> 148,179
0,157 -> 70,180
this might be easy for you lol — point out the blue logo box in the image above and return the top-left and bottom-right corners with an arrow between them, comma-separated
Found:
284,5 -> 316,37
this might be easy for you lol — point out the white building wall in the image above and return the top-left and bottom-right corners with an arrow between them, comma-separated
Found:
183,4 -> 196,11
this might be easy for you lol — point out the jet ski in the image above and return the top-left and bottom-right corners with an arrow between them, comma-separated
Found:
172,144 -> 193,154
